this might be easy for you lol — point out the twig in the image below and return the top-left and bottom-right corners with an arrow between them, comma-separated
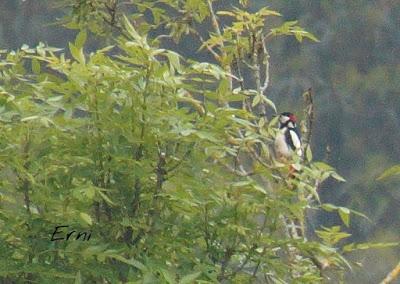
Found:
126,64 -> 152,242
218,246 -> 235,281
206,0 -> 233,93
167,147 -> 193,172
206,0 -> 222,37
381,261 -> 400,284
233,32 -> 245,90
104,0 -> 118,26
303,88 -> 314,150
191,29 -> 221,61
229,244 -> 257,277
258,33 -> 271,115
219,161 -> 254,177
22,133 -> 31,215
132,147 -> 166,246
247,145 -> 273,170
260,37 -> 270,95
251,33 -> 260,113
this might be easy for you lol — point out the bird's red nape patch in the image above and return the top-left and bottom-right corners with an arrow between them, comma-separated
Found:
289,114 -> 297,122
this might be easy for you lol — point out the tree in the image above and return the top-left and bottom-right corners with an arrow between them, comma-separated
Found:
0,1 -> 393,283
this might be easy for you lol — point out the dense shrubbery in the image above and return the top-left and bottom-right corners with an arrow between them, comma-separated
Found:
0,1 -> 395,283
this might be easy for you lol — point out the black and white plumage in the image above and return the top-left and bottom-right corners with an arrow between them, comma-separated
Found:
274,112 -> 302,161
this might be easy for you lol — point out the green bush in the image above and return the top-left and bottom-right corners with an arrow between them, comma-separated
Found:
0,1 -> 394,283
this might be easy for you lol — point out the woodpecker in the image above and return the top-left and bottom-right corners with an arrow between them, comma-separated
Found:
274,112 -> 304,239
274,112 -> 302,162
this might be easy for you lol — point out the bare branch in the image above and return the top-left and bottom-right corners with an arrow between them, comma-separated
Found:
260,38 -> 270,94
302,88 -> 315,150
381,261 -> 400,284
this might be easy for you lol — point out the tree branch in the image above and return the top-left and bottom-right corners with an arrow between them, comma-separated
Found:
206,0 -> 222,37
381,261 -> 400,284
206,0 -> 233,94
302,88 -> 314,151
132,146 -> 166,247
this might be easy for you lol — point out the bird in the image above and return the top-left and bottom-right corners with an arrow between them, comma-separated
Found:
274,112 -> 305,239
274,112 -> 303,162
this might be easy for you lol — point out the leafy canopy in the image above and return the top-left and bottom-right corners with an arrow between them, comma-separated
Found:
0,1 -> 394,283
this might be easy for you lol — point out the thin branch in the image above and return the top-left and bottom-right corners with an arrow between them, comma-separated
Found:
22,133 -> 31,215
219,161 -> 254,177
104,0 -> 118,26
131,63 -> 152,216
191,28 -> 221,61
381,261 -> 400,284
206,0 -> 222,37
233,32 -> 245,90
257,33 -> 271,115
252,33 -> 261,92
206,0 -> 233,93
217,246 -> 235,281
260,37 -> 270,95
229,244 -> 257,277
101,0 -> 132,40
132,147 -> 166,246
247,145 -> 273,170
230,213 -> 268,278
167,146 -> 193,172
303,88 -> 314,150
233,55 -> 245,90
125,64 -> 152,243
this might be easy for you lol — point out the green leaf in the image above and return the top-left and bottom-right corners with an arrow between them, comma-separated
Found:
322,203 -> 369,224
195,131 -> 219,143
313,162 -> 334,171
75,30 -> 87,49
257,7 -> 282,17
69,42 -> 85,64
216,11 -> 236,17
305,145 -> 312,162
79,212 -> 93,225
315,226 -> 351,245
180,271 -> 202,284
74,271 -> 82,284
109,255 -> 147,271
338,207 -> 350,227
331,172 -> 346,182
21,115 -> 40,122
31,58 -> 41,74
161,269 -> 176,284
97,190 -> 116,206
343,242 -> 399,253
231,180 -> 252,187
252,94 -> 261,107
261,96 -> 277,113
122,15 -> 142,42
377,165 -> 400,180
165,50 -> 181,72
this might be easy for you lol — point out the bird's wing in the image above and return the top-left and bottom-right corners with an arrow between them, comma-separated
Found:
288,129 -> 301,150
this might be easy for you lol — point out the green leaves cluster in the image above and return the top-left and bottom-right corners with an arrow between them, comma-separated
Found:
0,1 -> 393,283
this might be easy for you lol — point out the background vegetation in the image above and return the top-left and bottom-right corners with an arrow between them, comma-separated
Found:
0,0 -> 399,283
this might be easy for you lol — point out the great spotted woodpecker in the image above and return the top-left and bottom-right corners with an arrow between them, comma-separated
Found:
274,112 -> 302,162
274,112 -> 304,239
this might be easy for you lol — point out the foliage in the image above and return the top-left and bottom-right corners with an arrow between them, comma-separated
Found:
377,165 -> 400,181
0,0 -> 395,283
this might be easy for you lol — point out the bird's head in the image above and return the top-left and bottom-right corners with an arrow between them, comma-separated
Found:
279,112 -> 297,128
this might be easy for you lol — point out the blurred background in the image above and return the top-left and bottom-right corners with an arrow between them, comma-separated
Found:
1,0 -> 399,282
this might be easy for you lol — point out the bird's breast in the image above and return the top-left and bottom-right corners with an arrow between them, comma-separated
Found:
274,131 -> 291,159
